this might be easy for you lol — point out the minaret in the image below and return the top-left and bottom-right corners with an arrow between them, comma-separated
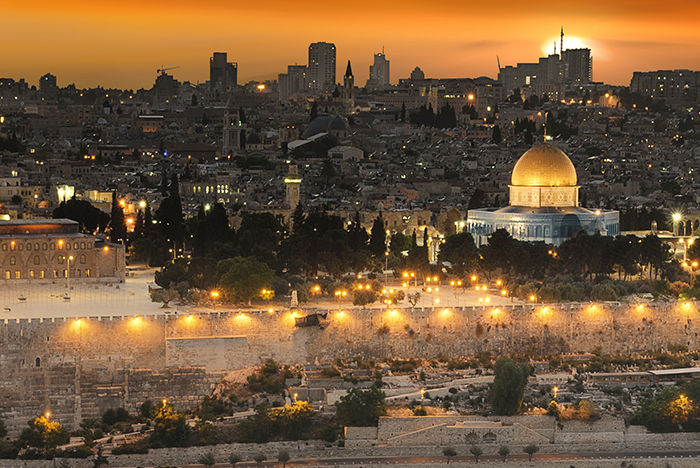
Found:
343,60 -> 355,113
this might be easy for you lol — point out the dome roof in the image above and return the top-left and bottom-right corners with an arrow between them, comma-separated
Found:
511,143 -> 577,187
247,132 -> 262,144
328,116 -> 348,131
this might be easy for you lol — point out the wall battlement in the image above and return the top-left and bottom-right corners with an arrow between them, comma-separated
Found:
1,301 -> 697,435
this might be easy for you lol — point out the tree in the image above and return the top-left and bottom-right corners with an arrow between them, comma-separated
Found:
229,453 -> 242,467
53,198 -> 110,233
407,292 -> 421,308
469,445 -> 483,463
219,256 -> 275,305
439,232 -> 479,276
18,415 -> 69,453
524,444 -> 539,461
150,404 -> 190,447
149,288 -> 179,308
491,357 -> 530,415
369,214 -> 386,257
199,452 -> 216,468
442,447 -> 457,464
498,445 -> 510,462
110,192 -> 126,244
277,450 -> 291,468
335,385 -> 387,426
93,447 -> 109,468
492,125 -> 502,144
254,452 -> 267,468
310,102 -> 318,121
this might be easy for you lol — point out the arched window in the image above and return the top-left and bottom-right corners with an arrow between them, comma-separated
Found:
26,243 -> 32,251
9,256 -> 16,266
80,254 -> 86,264
34,256 -> 40,265
35,357 -> 41,368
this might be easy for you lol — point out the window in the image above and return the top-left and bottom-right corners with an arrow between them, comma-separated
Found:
26,243 -> 32,251
66,243 -> 71,251
4,271 -> 9,280
85,269 -> 91,278
9,256 -> 16,266
17,243 -> 23,251
57,257 -> 64,265
76,269 -> 82,278
39,270 -> 45,279
34,256 -> 40,265
35,243 -> 39,250
1,244 -> 6,251
43,243 -> 47,250
80,242 -> 85,249
74,243 -> 79,250
50,243 -> 55,250
62,270 -> 67,278
29,270 -> 35,279
35,357 -> 40,368
10,243 -> 15,251
80,254 -> 86,264
15,271 -> 20,279
53,270 -> 58,278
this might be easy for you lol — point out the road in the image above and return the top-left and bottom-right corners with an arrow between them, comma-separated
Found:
175,450 -> 700,467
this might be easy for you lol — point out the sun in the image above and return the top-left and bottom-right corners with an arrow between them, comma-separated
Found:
541,36 -> 589,56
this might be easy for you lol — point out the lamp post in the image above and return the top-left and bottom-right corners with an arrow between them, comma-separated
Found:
673,213 -> 682,236
66,255 -> 74,290
384,251 -> 389,284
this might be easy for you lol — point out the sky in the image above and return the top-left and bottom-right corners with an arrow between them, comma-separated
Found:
4,0 -> 700,90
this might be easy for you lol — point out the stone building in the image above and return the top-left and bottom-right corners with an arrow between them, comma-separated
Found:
467,143 -> 619,246
0,219 -> 125,282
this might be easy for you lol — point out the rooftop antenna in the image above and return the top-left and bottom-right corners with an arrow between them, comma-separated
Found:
496,55 -> 501,70
382,45 -> 385,55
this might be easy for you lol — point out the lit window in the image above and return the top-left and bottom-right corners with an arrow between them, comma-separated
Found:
15,271 -> 20,279
80,255 -> 86,264
39,270 -> 45,279
9,256 -> 15,266
29,270 -> 35,279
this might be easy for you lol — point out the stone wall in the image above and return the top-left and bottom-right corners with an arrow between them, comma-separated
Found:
1,301 -> 699,434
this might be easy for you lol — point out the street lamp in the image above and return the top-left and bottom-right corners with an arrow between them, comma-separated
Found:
673,212 -> 682,236
384,251 -> 389,283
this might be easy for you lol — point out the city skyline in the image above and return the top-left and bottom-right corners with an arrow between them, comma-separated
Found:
4,1 -> 700,89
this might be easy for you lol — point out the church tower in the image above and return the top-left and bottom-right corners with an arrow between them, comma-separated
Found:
285,164 -> 302,209
222,95 -> 244,157
343,60 -> 355,114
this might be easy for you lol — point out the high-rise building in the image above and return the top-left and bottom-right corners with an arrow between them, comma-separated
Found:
561,48 -> 592,83
368,50 -> 390,88
210,52 -> 238,91
630,69 -> 700,100
278,65 -> 308,103
498,29 -> 592,92
39,73 -> 58,99
308,42 -> 336,91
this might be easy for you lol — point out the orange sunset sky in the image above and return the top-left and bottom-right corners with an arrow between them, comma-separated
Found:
3,0 -> 700,90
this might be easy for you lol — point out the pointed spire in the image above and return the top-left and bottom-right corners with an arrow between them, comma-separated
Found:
345,60 -> 353,78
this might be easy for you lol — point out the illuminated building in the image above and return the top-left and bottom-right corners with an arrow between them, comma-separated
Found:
467,143 -> 619,246
0,219 -> 125,282
308,42 -> 336,91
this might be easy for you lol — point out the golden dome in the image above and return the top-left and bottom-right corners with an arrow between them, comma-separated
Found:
511,143 -> 577,187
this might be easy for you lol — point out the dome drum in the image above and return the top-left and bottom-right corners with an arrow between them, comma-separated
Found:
509,185 -> 579,208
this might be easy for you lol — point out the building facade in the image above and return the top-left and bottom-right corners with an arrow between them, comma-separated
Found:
308,42 -> 336,91
210,52 -> 238,91
467,143 -> 619,246
0,219 -> 125,283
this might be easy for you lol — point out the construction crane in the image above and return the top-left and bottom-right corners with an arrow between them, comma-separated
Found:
157,65 -> 180,75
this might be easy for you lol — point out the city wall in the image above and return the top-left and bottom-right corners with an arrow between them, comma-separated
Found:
1,301 -> 698,434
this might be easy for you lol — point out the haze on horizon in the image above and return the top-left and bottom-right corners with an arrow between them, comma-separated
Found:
4,0 -> 700,90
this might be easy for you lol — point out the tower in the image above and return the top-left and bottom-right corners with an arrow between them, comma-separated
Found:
560,27 -> 564,55
285,165 -> 302,209
368,50 -> 390,88
343,60 -> 354,112
210,53 -> 238,91
308,42 -> 336,91
222,96 -> 243,156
